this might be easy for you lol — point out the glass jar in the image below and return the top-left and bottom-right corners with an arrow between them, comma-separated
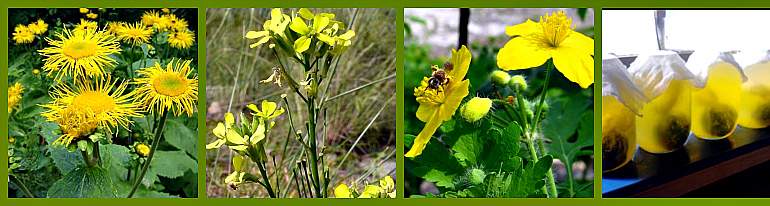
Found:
690,55 -> 743,139
738,56 -> 770,128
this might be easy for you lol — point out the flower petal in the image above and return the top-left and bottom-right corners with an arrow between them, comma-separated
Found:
415,104 -> 437,123
213,122 -> 227,138
334,184 -> 352,198
439,80 -> 470,121
225,112 -> 235,126
271,8 -> 283,22
497,36 -> 552,71
552,46 -> 595,88
317,33 -> 335,45
313,16 -> 330,33
406,109 -> 442,157
448,45 -> 472,80
504,19 -> 539,37
294,36 -> 312,53
339,30 -> 355,40
562,31 -> 594,56
298,8 -> 315,20
205,139 -> 225,149
289,18 -> 310,35
245,30 -> 268,39
226,130 -> 246,145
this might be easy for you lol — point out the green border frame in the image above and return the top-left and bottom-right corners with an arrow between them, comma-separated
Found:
3,0 -> 770,205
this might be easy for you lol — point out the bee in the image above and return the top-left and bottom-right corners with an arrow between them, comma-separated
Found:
426,63 -> 453,91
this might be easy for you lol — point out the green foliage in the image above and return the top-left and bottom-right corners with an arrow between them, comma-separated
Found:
47,166 -> 117,198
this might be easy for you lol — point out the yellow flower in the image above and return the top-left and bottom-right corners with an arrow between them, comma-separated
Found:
289,11 -> 331,53
12,24 -> 35,44
509,75 -> 528,91
406,46 -> 472,157
106,21 -> 126,35
245,8 -> 291,48
74,19 -> 98,33
206,112 -> 234,150
133,59 -> 198,116
38,27 -> 121,80
334,183 -> 354,198
168,29 -> 195,49
161,8 -> 170,13
135,143 -> 150,157
79,8 -> 89,14
86,12 -> 98,19
8,83 -> 24,113
247,100 -> 284,120
224,154 -> 247,190
27,19 -> 48,35
334,176 -> 395,198
379,176 -> 396,198
41,78 -> 142,146
153,14 -> 174,31
496,10 -> 594,88
141,10 -> 163,28
116,22 -> 153,45
165,14 -> 188,31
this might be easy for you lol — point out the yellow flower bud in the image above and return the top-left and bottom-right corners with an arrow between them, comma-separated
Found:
490,70 -> 510,86
508,75 -> 528,91
32,69 -> 40,75
460,97 -> 492,123
79,8 -> 89,14
135,143 -> 150,157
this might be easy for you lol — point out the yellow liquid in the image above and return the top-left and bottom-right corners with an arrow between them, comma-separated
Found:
692,63 -> 742,139
636,80 -> 692,153
738,62 -> 770,128
602,96 -> 636,172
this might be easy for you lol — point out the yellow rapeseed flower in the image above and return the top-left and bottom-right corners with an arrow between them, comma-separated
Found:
247,100 -> 284,120
133,59 -> 198,116
41,78 -> 142,146
289,11 -> 331,54
27,19 -> 48,35
245,8 -> 291,49
496,10 -> 594,88
117,22 -> 153,45
38,27 -> 121,80
168,29 -> 195,49
406,46 -> 472,157
8,83 -> 24,113
74,19 -> 98,33
12,24 -> 35,44
224,154 -> 247,190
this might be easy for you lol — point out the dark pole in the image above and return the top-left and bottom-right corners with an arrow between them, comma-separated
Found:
459,8 -> 470,48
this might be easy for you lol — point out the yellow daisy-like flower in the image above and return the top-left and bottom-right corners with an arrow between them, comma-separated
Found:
79,8 -> 89,14
86,12 -> 98,19
27,19 -> 48,35
116,22 -> 152,45
8,83 -> 24,113
153,14 -> 174,31
74,19 -> 98,33
106,21 -> 126,36
166,14 -> 188,31
141,10 -> 163,28
161,8 -> 170,13
38,27 -> 121,80
496,10 -> 594,88
133,59 -> 198,116
245,8 -> 291,49
406,46 -> 472,157
168,29 -> 195,49
12,24 -> 35,44
41,78 -> 142,146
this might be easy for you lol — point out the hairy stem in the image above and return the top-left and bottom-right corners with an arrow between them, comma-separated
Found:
531,60 -> 558,198
127,111 -> 168,198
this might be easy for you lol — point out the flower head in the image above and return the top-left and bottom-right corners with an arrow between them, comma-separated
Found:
490,70 -> 511,86
497,10 -> 594,88
247,100 -> 284,120
141,10 -> 163,28
8,83 -> 24,113
245,8 -> 291,49
106,22 -> 126,35
79,8 -> 89,14
41,77 -> 142,146
224,154 -> 247,190
74,19 -> 98,33
406,46 -> 472,157
460,97 -> 492,123
161,8 -> 170,13
289,10 -> 331,54
334,176 -> 396,198
38,27 -> 121,80
133,59 -> 198,116
135,143 -> 150,157
27,19 -> 48,35
12,25 -> 35,44
168,29 -> 195,49
116,22 -> 153,45
509,75 -> 528,91
86,12 -> 98,19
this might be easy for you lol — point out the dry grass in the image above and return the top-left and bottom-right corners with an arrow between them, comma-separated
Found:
205,8 -> 396,198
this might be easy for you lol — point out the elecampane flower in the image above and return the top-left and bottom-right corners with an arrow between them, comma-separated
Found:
133,59 -> 198,116
12,25 -> 35,44
406,45 -> 472,157
74,19 -> 98,33
8,83 -> 24,113
38,27 -> 121,80
496,10 -> 594,88
168,29 -> 195,49
116,22 -> 153,45
27,19 -> 48,35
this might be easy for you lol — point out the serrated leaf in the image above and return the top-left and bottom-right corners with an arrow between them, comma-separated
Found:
543,95 -> 592,198
100,144 -> 131,180
451,131 -> 483,167
50,146 -> 84,175
47,166 -> 117,198
163,119 -> 197,157
150,150 -> 197,179
406,135 -> 464,189
483,123 -> 522,172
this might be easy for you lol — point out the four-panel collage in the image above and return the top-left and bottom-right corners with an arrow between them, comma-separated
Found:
5,4 -> 770,203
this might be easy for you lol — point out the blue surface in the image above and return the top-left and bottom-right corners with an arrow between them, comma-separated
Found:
602,179 -> 641,194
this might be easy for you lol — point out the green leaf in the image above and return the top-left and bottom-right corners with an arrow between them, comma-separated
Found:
542,95 -> 593,197
406,135 -> 464,189
100,144 -> 132,180
114,180 -> 176,198
451,131 -> 483,167
50,146 -> 84,175
483,123 -> 522,172
150,150 -> 197,179
47,166 -> 117,198
163,119 -> 197,157
132,58 -> 159,71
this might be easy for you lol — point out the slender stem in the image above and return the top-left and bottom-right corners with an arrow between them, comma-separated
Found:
524,136 -> 548,195
537,137 -> 559,197
306,98 -> 323,197
127,111 -> 168,198
10,175 -> 35,198
530,60 -> 558,198
255,157 -> 277,198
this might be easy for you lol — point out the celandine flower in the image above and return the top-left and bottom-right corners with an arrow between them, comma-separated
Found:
38,27 -> 121,80
406,46 -> 472,157
496,10 -> 594,88
41,78 -> 142,146
116,22 -> 153,45
168,29 -> 195,49
8,83 -> 24,113
133,59 -> 198,116
12,25 -> 35,44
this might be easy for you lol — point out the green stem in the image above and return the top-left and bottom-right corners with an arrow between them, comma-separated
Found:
81,149 -> 95,168
255,156 -> 277,198
10,175 -> 35,198
524,136 -> 548,196
306,98 -> 323,198
531,60 -> 558,198
127,111 -> 168,198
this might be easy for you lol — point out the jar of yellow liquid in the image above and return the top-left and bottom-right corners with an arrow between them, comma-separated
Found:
628,51 -> 695,153
602,55 -> 647,171
687,51 -> 746,139
736,51 -> 770,128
